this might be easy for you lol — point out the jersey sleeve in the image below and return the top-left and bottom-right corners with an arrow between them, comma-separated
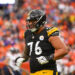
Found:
46,27 -> 59,37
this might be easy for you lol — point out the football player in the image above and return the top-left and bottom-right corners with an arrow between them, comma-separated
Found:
15,9 -> 69,75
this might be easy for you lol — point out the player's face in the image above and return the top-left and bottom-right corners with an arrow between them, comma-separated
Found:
26,20 -> 37,32
27,21 -> 36,28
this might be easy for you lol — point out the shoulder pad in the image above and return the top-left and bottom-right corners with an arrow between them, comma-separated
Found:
46,27 -> 59,37
24,30 -> 31,38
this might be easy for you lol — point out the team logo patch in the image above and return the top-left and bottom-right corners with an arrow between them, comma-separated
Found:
39,35 -> 44,40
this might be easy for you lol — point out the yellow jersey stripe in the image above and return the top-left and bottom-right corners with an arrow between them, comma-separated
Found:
56,72 -> 58,75
47,27 -> 58,36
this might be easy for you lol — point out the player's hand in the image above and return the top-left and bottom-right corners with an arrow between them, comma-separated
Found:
15,57 -> 25,67
36,54 -> 54,65
36,56 -> 49,65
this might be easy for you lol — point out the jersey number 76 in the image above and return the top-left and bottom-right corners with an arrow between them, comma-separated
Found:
27,41 -> 42,56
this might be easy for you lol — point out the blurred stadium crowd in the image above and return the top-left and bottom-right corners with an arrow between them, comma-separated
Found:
0,0 -> 75,75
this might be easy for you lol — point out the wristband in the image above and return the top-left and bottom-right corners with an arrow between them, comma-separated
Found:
48,54 -> 54,60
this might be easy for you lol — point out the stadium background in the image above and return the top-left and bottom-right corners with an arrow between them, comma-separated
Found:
0,0 -> 75,75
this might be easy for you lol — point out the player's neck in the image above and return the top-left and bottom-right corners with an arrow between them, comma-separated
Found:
35,26 -> 45,34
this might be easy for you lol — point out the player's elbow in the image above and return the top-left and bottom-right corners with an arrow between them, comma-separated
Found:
63,47 -> 69,55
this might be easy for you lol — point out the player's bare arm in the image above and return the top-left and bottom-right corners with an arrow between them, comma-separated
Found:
49,36 -> 69,60
22,46 -> 29,61
15,45 -> 29,67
